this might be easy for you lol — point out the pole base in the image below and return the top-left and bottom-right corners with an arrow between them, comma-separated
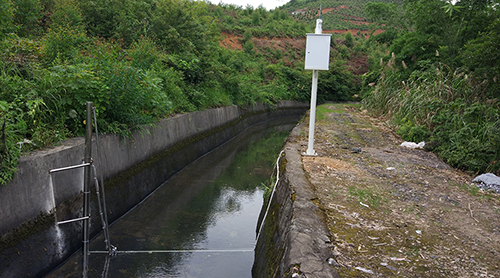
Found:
302,150 -> 317,156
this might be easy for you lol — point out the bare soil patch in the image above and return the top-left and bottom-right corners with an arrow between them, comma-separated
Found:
299,103 -> 500,277
323,6 -> 350,14
220,33 -> 242,50
324,29 -> 385,39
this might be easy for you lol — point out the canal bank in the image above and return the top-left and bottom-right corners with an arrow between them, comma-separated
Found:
253,121 -> 340,278
0,101 -> 308,278
256,103 -> 500,277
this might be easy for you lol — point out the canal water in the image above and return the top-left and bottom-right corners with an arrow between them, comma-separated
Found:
46,119 -> 297,278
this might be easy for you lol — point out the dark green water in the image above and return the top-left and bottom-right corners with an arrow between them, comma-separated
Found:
46,120 -> 296,278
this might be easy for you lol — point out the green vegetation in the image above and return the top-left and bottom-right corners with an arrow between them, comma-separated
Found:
282,0 -> 401,31
2,0 -> 498,185
347,185 -> 383,208
361,0 -> 500,174
0,0 -> 364,186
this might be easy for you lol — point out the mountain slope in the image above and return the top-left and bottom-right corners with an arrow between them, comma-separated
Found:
281,0 -> 402,31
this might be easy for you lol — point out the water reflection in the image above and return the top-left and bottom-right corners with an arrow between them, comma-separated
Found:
46,120 -> 296,278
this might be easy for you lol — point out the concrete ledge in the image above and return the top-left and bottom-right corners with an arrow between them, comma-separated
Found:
253,122 -> 340,278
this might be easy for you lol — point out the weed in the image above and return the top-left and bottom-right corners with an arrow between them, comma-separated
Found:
347,186 -> 382,208
316,105 -> 333,121
362,64 -> 500,174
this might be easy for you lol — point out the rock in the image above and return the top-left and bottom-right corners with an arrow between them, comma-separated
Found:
472,173 -> 500,193
355,266 -> 374,274
327,257 -> 340,266
352,147 -> 362,153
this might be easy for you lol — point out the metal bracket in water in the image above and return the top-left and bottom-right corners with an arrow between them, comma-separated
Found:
57,216 -> 90,225
50,162 -> 93,226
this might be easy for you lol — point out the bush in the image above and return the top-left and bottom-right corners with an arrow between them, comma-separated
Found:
363,65 -> 500,174
0,0 -> 15,38
41,25 -> 88,65
0,74 -> 45,185
396,121 -> 429,143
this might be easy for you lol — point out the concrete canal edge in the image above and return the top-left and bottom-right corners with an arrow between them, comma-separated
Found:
253,122 -> 340,278
0,101 -> 308,278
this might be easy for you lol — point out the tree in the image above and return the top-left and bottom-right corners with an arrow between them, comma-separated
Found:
13,0 -> 42,37
0,0 -> 15,38
345,32 -> 354,48
461,18 -> 500,97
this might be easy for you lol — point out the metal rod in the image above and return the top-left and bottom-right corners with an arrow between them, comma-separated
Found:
82,102 -> 93,278
89,249 -> 253,254
92,108 -> 113,253
49,163 -> 91,174
56,216 -> 89,225
92,165 -> 111,252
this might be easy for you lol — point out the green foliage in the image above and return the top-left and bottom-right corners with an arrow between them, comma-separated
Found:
41,25 -> 88,65
0,72 -> 45,185
283,0 -> 403,31
41,64 -> 109,134
348,185 -> 382,208
0,102 -> 22,185
0,0 -> 414,187
430,100 -> 500,173
317,60 -> 357,102
243,40 -> 255,54
212,3 -> 308,38
1,34 -> 42,79
460,18 -> 500,98
0,0 -> 16,38
12,0 -> 42,37
396,120 -> 429,143
360,0 -> 500,175
363,64 -> 500,174
344,32 -> 354,48
50,0 -> 83,29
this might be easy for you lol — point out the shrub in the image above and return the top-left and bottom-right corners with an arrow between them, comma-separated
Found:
363,64 -> 500,174
0,0 -> 15,38
41,25 -> 88,65
396,121 -> 429,143
0,74 -> 45,185
345,32 -> 354,48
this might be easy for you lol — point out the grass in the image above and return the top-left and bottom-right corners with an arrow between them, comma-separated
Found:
315,104 -> 333,120
450,181 -> 500,202
362,65 -> 500,175
347,185 -> 383,208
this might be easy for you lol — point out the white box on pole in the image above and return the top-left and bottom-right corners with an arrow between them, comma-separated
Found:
304,33 -> 332,71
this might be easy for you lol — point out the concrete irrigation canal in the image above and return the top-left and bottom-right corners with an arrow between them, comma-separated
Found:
2,101 -> 338,277
46,117 -> 298,277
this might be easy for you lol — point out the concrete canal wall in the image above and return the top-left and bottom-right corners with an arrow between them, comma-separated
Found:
0,101 -> 308,278
253,121 -> 340,278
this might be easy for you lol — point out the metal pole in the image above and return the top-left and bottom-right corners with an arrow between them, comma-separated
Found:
82,102 -> 93,278
306,70 -> 319,155
306,16 -> 323,156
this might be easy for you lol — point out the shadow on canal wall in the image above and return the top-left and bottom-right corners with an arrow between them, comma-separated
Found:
253,121 -> 340,278
0,101 -> 308,278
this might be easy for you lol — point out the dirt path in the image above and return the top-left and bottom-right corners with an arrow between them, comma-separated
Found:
298,103 -> 500,277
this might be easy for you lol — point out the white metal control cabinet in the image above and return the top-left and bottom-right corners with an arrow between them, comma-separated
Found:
304,33 -> 332,71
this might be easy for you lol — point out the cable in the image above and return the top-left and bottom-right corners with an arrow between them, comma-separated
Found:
93,107 -> 115,255
255,149 -> 284,247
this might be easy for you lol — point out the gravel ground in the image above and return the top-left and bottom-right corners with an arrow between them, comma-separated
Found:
297,103 -> 500,277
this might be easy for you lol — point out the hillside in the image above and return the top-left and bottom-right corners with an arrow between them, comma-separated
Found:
281,0 -> 403,31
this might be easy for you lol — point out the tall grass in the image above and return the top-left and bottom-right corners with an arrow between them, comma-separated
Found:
363,63 -> 500,174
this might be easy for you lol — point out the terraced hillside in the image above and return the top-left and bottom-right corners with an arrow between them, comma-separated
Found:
282,0 -> 402,32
